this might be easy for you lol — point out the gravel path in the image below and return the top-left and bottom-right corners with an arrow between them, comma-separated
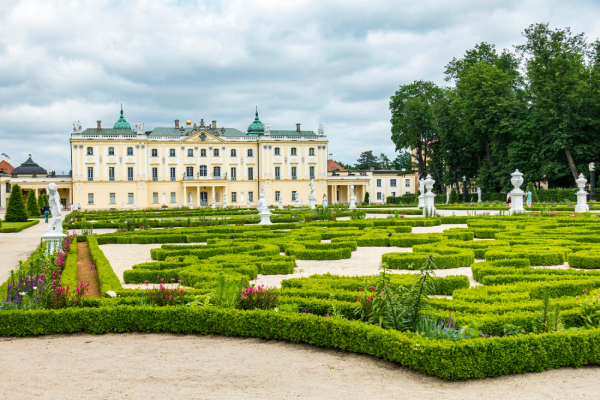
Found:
0,333 -> 598,399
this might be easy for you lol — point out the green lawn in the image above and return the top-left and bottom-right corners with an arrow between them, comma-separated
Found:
0,220 -> 40,233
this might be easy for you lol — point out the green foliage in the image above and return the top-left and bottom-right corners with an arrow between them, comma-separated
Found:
449,188 -> 459,204
532,286 -> 564,333
210,274 -> 244,309
355,150 -> 379,170
26,190 -> 39,217
5,184 -> 28,222
38,193 -> 49,209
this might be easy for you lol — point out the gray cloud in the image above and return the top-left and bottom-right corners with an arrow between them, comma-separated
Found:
1,0 -> 600,172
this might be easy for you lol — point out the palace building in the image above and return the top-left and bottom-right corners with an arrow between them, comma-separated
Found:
1,107 -> 416,210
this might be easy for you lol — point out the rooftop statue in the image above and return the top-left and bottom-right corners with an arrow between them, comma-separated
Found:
73,120 -> 82,134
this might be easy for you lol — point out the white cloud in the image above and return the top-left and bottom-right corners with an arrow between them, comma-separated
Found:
1,0 -> 599,171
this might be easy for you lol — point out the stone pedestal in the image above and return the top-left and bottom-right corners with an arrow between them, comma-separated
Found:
223,194 -> 227,208
509,169 -> 525,214
122,202 -> 125,211
247,201 -> 250,208
590,169 -> 596,202
211,197 -> 215,209
258,211 -> 273,225
133,202 -> 137,211
446,190 -> 450,204
422,174 -> 436,216
309,196 -> 316,209
278,199 -> 283,210
418,191 -> 425,208
477,188 -> 482,203
295,199 -> 299,207
189,203 -> 193,209
42,231 -> 67,255
575,173 -> 589,213
179,200 -> 182,209
349,196 -> 357,209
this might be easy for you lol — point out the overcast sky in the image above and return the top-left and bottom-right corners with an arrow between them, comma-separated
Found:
1,0 -> 600,173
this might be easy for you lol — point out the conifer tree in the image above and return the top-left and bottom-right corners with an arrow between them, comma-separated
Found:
5,184 -> 28,222
26,190 -> 39,217
449,188 -> 460,204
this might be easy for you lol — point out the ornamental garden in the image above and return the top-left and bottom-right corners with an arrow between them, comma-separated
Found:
3,202 -> 600,381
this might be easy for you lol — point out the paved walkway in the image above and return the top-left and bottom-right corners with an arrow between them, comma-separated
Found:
0,220 -> 47,282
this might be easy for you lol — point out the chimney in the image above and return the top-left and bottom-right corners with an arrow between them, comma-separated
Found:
97,120 -> 101,129
175,119 -> 179,128
296,123 -> 301,132
212,120 -> 217,129
329,153 -> 333,160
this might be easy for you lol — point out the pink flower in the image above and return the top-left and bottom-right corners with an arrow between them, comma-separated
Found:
145,280 -> 148,284
358,287 -> 363,291
356,297 -> 360,301
74,299 -> 78,302
583,289 -> 588,293
576,296 -> 578,300
160,278 -> 164,282
178,280 -> 181,283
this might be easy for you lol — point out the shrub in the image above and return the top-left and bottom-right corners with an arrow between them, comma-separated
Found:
239,283 -> 279,310
26,190 -> 40,218
449,188 -> 459,204
5,184 -> 28,222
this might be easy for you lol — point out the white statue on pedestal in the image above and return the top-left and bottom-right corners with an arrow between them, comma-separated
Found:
417,174 -> 425,208
133,202 -> 137,211
135,122 -> 144,135
322,194 -> 328,208
179,199 -> 182,208
278,196 -> 283,210
575,173 -> 589,213
308,179 -> 316,209
509,169 -> 525,214
477,187 -> 482,203
349,184 -> 357,209
188,193 -> 193,205
122,202 -> 125,211
211,197 -> 215,209
422,174 -> 436,216
73,121 -> 82,134
223,193 -> 227,208
41,183 -> 66,254
257,185 -> 272,224
446,188 -> 450,204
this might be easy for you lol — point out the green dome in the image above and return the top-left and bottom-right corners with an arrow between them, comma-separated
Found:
247,108 -> 264,135
113,105 -> 131,130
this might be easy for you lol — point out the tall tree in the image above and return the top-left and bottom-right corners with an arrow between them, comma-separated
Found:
5,184 -> 28,222
391,151 -> 413,172
390,80 -> 445,192
516,23 -> 590,183
26,190 -> 39,218
355,151 -> 379,170
377,153 -> 392,169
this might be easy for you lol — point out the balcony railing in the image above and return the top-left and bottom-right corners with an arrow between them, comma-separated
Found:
128,177 -> 133,181
214,175 -> 221,180
88,177 -> 93,181
186,176 -> 194,181
109,177 -> 114,181
275,176 -> 280,180
152,177 -> 158,181
231,176 -> 236,180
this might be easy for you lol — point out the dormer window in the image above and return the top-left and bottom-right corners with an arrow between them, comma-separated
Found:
87,147 -> 93,155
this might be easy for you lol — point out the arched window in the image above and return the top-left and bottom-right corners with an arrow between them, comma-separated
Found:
127,147 -> 133,156
247,149 -> 253,157
151,149 -> 157,157
231,149 -> 237,157
274,147 -> 280,155
200,165 -> 207,176
214,149 -> 219,157
309,148 -> 315,156
291,147 -> 297,156
187,149 -> 193,157
200,149 -> 206,157
108,147 -> 115,156
87,147 -> 93,155
169,149 -> 175,157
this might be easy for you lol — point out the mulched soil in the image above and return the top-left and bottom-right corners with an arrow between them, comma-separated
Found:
77,242 -> 101,298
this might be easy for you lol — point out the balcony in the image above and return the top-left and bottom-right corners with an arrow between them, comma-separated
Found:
185,176 -> 194,181
213,175 -> 221,180
109,177 -> 114,181
88,177 -> 93,182
152,177 -> 158,181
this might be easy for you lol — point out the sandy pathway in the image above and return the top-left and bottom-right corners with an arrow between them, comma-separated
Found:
0,333 -> 598,400
0,220 -> 46,283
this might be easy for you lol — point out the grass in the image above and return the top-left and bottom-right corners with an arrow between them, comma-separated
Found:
0,220 -> 40,233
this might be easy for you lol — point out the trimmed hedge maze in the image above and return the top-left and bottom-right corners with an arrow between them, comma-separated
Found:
6,213 -> 600,380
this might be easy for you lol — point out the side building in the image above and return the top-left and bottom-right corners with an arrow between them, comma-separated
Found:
70,108 -> 329,210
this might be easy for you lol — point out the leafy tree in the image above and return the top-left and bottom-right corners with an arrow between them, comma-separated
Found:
377,153 -> 392,169
334,160 -> 353,170
449,188 -> 459,204
26,190 -> 39,217
392,151 -> 413,172
356,151 -> 379,170
5,184 -> 28,222
390,80 -> 445,192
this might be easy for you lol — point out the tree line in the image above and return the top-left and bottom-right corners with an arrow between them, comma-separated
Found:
390,23 -> 600,194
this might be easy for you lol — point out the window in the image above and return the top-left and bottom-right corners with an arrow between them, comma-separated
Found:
275,191 -> 281,201
377,192 -> 382,200
291,147 -> 297,155
109,193 -> 115,204
200,165 -> 207,177
152,168 -> 158,181
87,147 -> 93,155
405,179 -> 411,187
170,167 -> 176,181
275,166 -> 280,179
128,167 -> 133,181
128,193 -> 134,204
109,167 -> 115,181
108,147 -> 114,156
186,166 -> 194,179
200,149 -> 206,157
87,167 -> 93,181
231,149 -> 237,157
151,149 -> 157,157
248,167 -> 253,180
214,149 -> 219,157
247,149 -> 253,157
231,167 -> 236,180
153,192 -> 158,203
127,147 -> 133,156
248,192 -> 254,202
310,166 -> 315,179
390,179 -> 397,187
88,193 -> 94,204
231,192 -> 237,202
291,167 -> 297,179
169,149 -> 176,157
6,183 -> 11,193
376,179 -> 382,187
170,192 -> 176,203
274,147 -> 280,155
391,192 -> 396,197
188,149 -> 193,157
213,166 -> 221,177
292,191 -> 297,201
309,148 -> 315,156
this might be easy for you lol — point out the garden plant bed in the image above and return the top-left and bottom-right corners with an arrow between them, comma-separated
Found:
4,211 -> 600,380
76,242 -> 101,298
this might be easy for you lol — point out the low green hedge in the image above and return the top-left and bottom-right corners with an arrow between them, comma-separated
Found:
485,247 -> 570,266
382,248 -> 475,270
0,219 -> 39,233
61,240 -> 78,289
568,251 -> 600,269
